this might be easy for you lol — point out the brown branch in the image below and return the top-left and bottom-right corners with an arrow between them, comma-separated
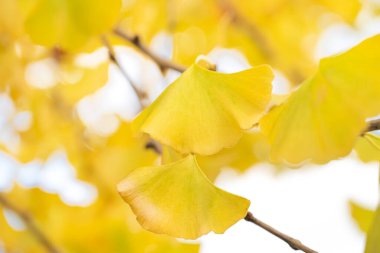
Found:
101,35 -> 146,107
364,118 -> 380,134
245,212 -> 318,253
145,139 -> 163,155
0,194 -> 61,253
102,35 -> 165,151
112,27 -> 186,73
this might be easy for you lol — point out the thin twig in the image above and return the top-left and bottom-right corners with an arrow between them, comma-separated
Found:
113,27 -> 186,73
145,139 -> 163,154
102,35 -> 164,152
0,194 -> 61,253
364,118 -> 380,134
245,212 -> 318,253
101,35 -> 146,107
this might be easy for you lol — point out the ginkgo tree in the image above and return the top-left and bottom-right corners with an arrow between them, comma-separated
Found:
0,0 -> 379,253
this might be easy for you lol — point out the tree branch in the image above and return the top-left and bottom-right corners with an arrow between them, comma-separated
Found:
245,212 -> 318,253
112,27 -> 186,73
145,139 -> 163,155
101,35 -> 146,108
102,35 -> 165,152
364,118 -> 380,134
0,194 -> 61,253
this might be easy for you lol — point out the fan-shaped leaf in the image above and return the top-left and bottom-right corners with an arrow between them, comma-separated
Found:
133,63 -> 273,155
117,155 -> 250,239
260,35 -> 380,165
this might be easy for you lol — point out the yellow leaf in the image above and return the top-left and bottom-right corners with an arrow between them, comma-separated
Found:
161,134 -> 269,182
0,0 -> 25,37
197,131 -> 270,181
365,205 -> 380,253
117,155 -> 250,239
16,89 -> 83,162
260,35 -> 380,165
316,0 -> 361,23
161,145 -> 185,164
24,0 -> 121,50
350,200 -> 375,233
120,0 -> 170,42
58,62 -> 109,104
355,133 -> 380,162
133,63 -> 273,155
91,123 -> 158,187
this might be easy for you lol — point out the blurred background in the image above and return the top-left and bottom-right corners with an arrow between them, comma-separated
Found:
0,0 -> 379,252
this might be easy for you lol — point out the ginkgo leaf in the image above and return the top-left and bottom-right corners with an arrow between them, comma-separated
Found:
197,131 -> 271,181
260,35 -> 380,165
24,0 -> 121,50
132,63 -> 273,155
316,0 -> 361,23
117,155 -> 250,239
355,133 -> 380,162
58,62 -> 109,104
365,205 -> 380,253
161,145 -> 185,164
349,200 -> 375,233
161,133 -> 269,182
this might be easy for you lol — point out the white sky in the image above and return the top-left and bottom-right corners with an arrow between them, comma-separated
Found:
199,157 -> 378,253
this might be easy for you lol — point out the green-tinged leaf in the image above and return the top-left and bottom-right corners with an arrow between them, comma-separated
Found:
365,205 -> 380,253
260,35 -> 380,165
117,155 -> 250,239
350,200 -> 375,233
133,63 -> 273,155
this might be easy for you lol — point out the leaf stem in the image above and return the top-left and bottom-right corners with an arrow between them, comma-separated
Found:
0,194 -> 61,253
112,27 -> 186,73
244,212 -> 318,253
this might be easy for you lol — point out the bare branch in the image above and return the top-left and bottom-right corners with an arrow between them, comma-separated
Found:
101,35 -> 146,108
0,194 -> 61,253
113,27 -> 186,73
245,212 -> 318,253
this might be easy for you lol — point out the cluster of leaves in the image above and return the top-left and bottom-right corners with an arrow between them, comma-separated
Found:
1,0 -> 380,252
